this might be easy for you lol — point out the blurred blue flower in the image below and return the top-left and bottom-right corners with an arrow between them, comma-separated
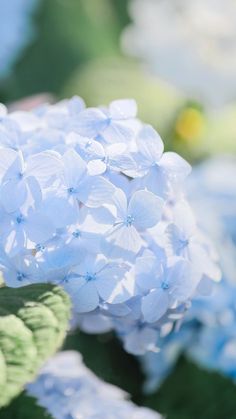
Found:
122,0 -> 236,107
28,351 -> 161,419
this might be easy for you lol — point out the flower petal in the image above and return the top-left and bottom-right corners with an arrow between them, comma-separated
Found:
78,176 -> 115,207
142,289 -> 169,323
128,190 -> 164,230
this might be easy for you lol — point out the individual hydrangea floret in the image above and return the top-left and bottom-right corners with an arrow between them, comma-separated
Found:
0,97 -> 220,355
140,156 -> 236,391
27,351 -> 161,419
0,0 -> 39,78
122,0 -> 236,106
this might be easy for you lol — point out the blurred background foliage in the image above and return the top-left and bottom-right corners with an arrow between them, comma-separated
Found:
2,330 -> 236,419
0,1 -> 236,418
0,0 -> 129,101
1,0 -> 236,162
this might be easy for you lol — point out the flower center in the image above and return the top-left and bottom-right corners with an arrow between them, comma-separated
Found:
18,172 -> 24,179
178,239 -> 189,253
85,272 -> 96,282
17,272 -> 26,281
72,229 -> 81,238
125,214 -> 134,227
161,282 -> 169,290
68,187 -> 77,194
16,214 -> 25,224
35,244 -> 45,252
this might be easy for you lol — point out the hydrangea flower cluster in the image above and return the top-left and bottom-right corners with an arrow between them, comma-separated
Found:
0,0 -> 39,78
141,156 -> 236,392
122,0 -> 236,107
0,97 -> 220,355
27,351 -> 161,419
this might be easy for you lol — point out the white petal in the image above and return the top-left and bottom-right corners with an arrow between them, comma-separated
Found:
159,152 -> 191,182
0,148 -> 18,180
74,108 -> 108,137
105,224 -> 143,255
137,125 -> 164,164
27,151 -> 63,184
63,149 -> 87,187
87,159 -> 106,176
78,176 -> 115,207
109,99 -> 137,119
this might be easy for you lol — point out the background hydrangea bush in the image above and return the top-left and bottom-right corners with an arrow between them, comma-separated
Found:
0,97 -> 220,358
122,0 -> 236,107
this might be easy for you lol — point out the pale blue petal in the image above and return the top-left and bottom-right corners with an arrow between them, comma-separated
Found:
0,148 -> 18,180
78,176 -> 115,207
68,96 -> 85,115
172,201 -> 196,236
124,327 -> 158,355
167,260 -> 201,303
87,159 -> 107,176
137,125 -> 164,164
41,197 -> 77,228
4,228 -> 25,257
112,188 -> 128,220
63,149 -> 87,188
128,190 -> 164,230
0,178 -> 27,212
105,224 -> 143,255
136,255 -> 162,291
141,289 -> 169,323
109,99 -> 137,119
75,136 -> 105,162
102,122 -> 134,144
74,108 -> 108,137
159,152 -> 191,182
26,151 -> 63,185
72,282 -> 99,313
26,211 -> 55,243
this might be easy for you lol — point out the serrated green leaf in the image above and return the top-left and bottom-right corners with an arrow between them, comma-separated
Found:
0,284 -> 71,408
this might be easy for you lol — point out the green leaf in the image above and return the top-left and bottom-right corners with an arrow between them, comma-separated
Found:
0,392 -> 52,419
63,330 -> 143,399
0,284 -> 71,408
142,356 -> 236,419
0,391 -> 52,419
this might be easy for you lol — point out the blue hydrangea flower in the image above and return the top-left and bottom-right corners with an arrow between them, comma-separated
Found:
27,351 -> 161,419
140,156 -> 236,390
0,97 -> 220,355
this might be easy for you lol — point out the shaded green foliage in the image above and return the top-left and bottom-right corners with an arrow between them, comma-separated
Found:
1,0 -> 127,102
64,329 -> 144,399
143,357 -> 236,419
0,284 -> 71,408
0,392 -> 52,419
64,331 -> 236,419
